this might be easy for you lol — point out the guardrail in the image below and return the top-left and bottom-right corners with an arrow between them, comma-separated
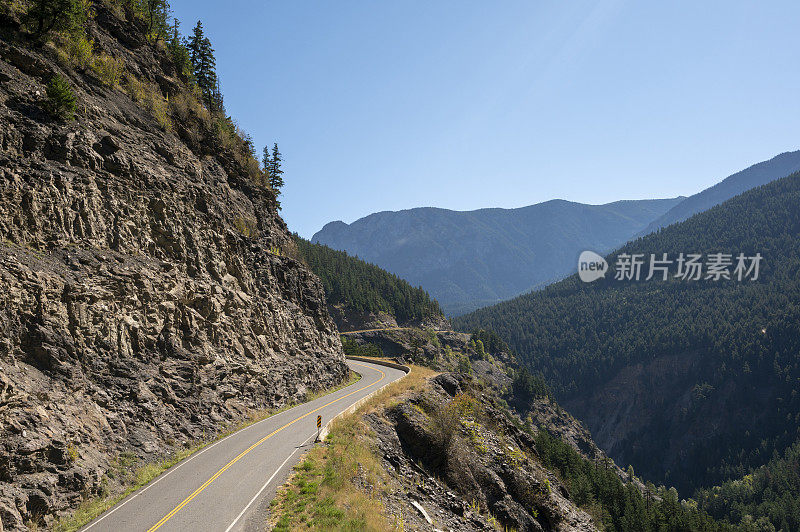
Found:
317,356 -> 410,441
339,327 -> 411,335
344,355 -> 411,372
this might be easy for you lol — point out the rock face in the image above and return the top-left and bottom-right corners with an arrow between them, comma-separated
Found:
327,306 -> 449,334
0,9 -> 346,530
369,373 -> 597,532
350,327 -> 635,483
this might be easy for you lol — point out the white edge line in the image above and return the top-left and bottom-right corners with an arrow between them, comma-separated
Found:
81,426 -> 237,531
80,362 -> 377,531
223,434 -> 315,532
225,361 -> 407,532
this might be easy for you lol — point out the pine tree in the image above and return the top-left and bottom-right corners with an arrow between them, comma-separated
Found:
197,37 -> 217,107
45,74 -> 77,120
269,143 -> 284,193
262,145 -> 272,176
187,22 -> 220,108
209,77 -> 224,113
196,36 -> 213,90
26,0 -> 88,38
144,0 -> 170,43
187,20 -> 204,68
168,18 -> 192,80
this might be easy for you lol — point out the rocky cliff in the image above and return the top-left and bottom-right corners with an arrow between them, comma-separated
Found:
370,373 -> 597,531
0,6 -> 347,529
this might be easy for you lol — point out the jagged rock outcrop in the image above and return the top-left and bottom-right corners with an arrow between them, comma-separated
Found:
369,373 -> 597,531
348,327 -> 644,491
0,8 -> 347,530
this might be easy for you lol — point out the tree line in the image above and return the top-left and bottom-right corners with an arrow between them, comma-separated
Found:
294,236 -> 443,323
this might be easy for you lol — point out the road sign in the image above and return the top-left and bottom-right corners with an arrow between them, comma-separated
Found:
317,415 -> 322,429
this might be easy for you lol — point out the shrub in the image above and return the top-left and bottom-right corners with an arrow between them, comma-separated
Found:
512,368 -> 550,400
91,53 -> 125,87
340,336 -> 382,357
57,34 -> 94,70
146,83 -> 171,131
66,442 -> 79,463
1,0 -> 27,20
428,393 -> 479,457
124,76 -> 172,131
457,354 -> 473,375
148,92 -> 171,131
45,74 -> 77,120
428,401 -> 460,459
124,75 -> 146,103
169,90 -> 207,123
233,216 -> 258,238
213,116 -> 264,183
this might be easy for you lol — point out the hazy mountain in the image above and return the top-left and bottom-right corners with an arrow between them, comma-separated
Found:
642,150 -> 800,234
313,198 -> 683,315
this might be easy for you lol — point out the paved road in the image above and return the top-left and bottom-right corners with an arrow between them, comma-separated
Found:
81,360 -> 406,532
339,326 -> 412,335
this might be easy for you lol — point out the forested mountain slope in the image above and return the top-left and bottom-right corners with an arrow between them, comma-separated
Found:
697,438 -> 800,531
0,2 -> 346,529
293,236 -> 445,330
329,328 -> 734,531
455,172 -> 800,499
642,150 -> 800,234
313,198 -> 682,315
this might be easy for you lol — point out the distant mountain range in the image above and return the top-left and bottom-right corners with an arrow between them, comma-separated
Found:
313,150 -> 800,316
313,198 -> 683,315
642,150 -> 800,233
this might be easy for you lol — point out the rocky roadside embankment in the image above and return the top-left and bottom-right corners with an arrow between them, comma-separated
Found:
369,372 -> 598,531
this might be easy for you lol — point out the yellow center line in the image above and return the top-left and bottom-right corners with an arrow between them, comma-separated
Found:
146,362 -> 386,532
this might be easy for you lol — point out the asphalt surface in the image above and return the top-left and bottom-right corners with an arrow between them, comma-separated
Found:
81,359 -> 406,532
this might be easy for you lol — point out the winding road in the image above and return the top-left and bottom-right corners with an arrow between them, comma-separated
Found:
81,359 -> 406,532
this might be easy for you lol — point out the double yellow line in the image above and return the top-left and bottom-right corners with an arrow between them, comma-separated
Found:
146,362 -> 385,531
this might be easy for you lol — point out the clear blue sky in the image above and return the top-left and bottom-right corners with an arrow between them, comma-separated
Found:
170,0 -> 800,238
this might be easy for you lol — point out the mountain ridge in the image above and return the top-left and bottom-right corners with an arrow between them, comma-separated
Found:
314,197 -> 683,315
642,149 -> 800,233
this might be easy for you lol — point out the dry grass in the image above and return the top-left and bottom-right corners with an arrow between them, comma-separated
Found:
271,364 -> 436,531
123,75 -> 171,131
123,76 -> 171,131
123,75 -> 146,102
51,446 -> 200,532
169,89 -> 211,128
213,117 -> 263,182
272,414 -> 388,532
